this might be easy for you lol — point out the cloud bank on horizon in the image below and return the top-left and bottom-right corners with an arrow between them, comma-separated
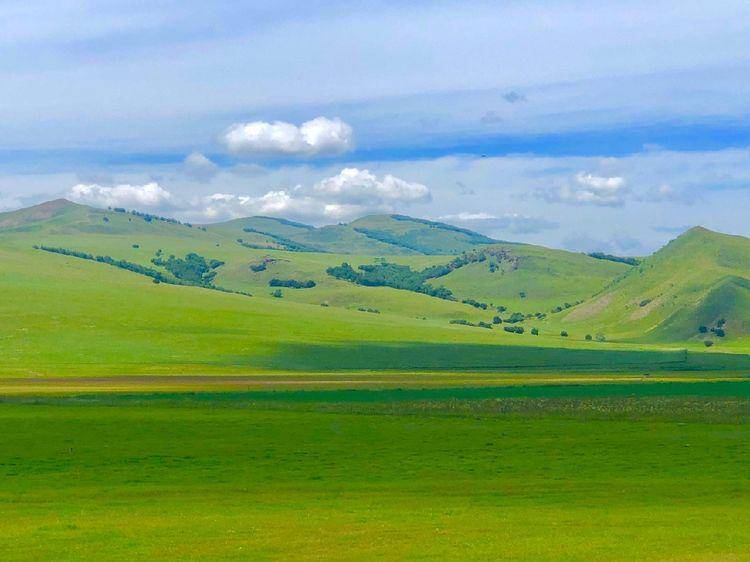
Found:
2,0 -> 750,254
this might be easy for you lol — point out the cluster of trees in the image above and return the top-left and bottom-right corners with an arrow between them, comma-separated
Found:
269,278 -> 316,289
358,307 -> 380,314
109,207 -> 195,228
550,300 -> 582,314
504,312 -> 526,324
36,246 -> 251,298
699,318 -> 727,338
462,298 -> 488,310
152,253 -> 224,286
327,262 -> 455,300
450,319 -> 492,329
504,326 -> 524,334
587,252 -> 640,266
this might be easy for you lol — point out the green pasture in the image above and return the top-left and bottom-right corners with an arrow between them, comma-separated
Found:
2,381 -> 750,560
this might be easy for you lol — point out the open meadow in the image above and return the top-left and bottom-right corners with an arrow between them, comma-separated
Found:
2,377 -> 750,560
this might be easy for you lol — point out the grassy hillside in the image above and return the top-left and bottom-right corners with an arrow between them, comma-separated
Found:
562,227 -> 750,345
4,200 -> 750,363
206,213 -> 500,255
438,242 -> 628,313
0,200 -> 630,326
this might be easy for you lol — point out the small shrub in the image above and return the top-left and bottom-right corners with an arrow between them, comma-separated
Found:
704,340 -> 714,347
585,334 -> 592,341
596,334 -> 607,342
492,316 -> 502,324
698,326 -> 708,333
530,327 -> 539,336
271,289 -> 283,298
132,244 -> 140,249
560,330 -> 569,337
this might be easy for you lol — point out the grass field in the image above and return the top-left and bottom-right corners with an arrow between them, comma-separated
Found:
2,378 -> 750,560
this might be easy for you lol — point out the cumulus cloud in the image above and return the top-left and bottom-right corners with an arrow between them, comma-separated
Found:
313,168 -> 431,205
439,211 -> 558,235
188,190 -> 325,222
183,152 -> 218,182
66,168 -> 430,223
68,182 -> 174,209
537,172 -> 628,206
221,117 -> 354,157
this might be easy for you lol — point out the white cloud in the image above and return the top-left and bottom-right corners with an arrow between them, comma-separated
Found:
314,167 -> 431,205
189,168 -> 429,222
189,190 -> 325,222
64,166 -> 430,224
68,182 -> 173,209
183,152 -> 218,182
537,172 -> 628,207
221,117 -> 354,157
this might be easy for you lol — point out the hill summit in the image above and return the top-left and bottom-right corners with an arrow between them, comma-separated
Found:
564,226 -> 750,341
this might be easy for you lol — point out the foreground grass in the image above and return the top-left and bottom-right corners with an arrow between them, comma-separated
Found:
2,382 -> 750,560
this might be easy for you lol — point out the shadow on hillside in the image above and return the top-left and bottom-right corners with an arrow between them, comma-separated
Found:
245,342 -> 750,373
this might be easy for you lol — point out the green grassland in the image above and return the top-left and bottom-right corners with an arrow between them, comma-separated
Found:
2,199 -> 750,376
4,200 -> 750,559
563,227 -> 750,345
2,381 -> 750,560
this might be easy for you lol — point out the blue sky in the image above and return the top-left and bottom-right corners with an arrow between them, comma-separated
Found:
2,0 -> 750,254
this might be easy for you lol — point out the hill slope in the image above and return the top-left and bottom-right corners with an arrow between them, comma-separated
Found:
562,227 -> 750,344
0,199 -> 632,326
206,213 -> 500,255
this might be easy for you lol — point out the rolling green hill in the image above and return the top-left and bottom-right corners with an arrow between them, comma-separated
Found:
562,227 -> 750,345
205,213 -> 500,255
3,199 -> 749,373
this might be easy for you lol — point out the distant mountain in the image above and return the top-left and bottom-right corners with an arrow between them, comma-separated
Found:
563,227 -> 750,342
206,213 -> 500,255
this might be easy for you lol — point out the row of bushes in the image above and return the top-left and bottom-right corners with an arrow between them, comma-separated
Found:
450,319 -> 493,329
269,278 -> 316,289
109,207 -> 201,229
35,246 -> 250,297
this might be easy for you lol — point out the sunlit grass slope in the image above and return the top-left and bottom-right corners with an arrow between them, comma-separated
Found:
0,200 -> 629,325
3,238 -> 749,376
562,227 -> 750,346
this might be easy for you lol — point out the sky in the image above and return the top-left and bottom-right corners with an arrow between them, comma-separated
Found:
2,0 -> 750,255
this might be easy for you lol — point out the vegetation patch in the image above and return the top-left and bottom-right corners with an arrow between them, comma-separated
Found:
36,246 -> 250,297
152,253 -> 224,286
587,251 -> 640,266
269,278 -> 316,289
